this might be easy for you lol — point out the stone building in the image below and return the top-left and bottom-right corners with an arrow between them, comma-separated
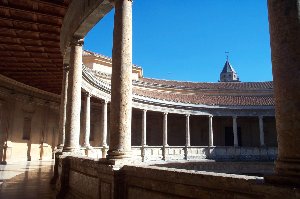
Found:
0,49 -> 277,163
0,0 -> 299,198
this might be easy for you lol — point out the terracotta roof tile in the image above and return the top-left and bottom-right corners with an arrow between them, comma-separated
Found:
138,78 -> 273,90
133,88 -> 274,106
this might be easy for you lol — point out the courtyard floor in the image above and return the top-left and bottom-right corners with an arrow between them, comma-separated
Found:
0,160 -> 55,199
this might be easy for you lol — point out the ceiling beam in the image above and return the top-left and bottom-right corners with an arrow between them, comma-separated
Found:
0,27 -> 59,40
0,17 -> 61,33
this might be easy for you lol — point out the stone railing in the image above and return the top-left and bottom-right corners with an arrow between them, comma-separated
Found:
56,156 -> 298,199
129,146 -> 277,162
77,146 -> 277,162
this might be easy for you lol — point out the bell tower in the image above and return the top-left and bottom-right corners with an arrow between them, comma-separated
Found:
219,54 -> 240,82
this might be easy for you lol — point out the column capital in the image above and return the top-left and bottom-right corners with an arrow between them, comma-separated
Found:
209,115 -> 213,118
232,115 -> 238,119
163,112 -> 168,115
84,92 -> 92,98
258,115 -> 264,119
143,109 -> 147,113
103,100 -> 108,105
70,37 -> 84,46
111,0 -> 133,4
185,114 -> 190,117
63,64 -> 70,71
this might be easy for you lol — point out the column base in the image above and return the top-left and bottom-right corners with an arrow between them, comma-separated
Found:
265,158 -> 300,187
56,144 -> 64,150
265,174 -> 300,188
101,145 -> 109,158
106,149 -> 132,160
62,146 -> 83,156
85,145 -> 93,150
0,161 -> 7,165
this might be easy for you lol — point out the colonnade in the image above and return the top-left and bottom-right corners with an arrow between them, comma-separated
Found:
56,0 -> 267,157
57,0 -> 133,160
59,92 -> 268,151
138,112 -> 266,147
55,0 -> 300,186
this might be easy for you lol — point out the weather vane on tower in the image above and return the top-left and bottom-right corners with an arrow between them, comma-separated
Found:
225,51 -> 229,61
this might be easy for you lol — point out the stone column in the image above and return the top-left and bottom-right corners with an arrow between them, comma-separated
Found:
57,65 -> 69,149
0,101 -> 4,164
233,116 -> 238,147
107,0 -> 133,159
267,0 -> 300,185
259,116 -> 265,146
101,101 -> 108,147
141,109 -> 147,146
209,115 -> 214,147
83,92 -> 91,148
63,37 -> 83,152
184,114 -> 190,160
163,112 -> 168,147
185,114 -> 190,147
101,101 -> 108,158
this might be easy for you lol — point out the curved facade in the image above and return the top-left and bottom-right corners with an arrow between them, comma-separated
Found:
81,50 -> 277,161
0,49 -> 277,163
1,0 -> 300,198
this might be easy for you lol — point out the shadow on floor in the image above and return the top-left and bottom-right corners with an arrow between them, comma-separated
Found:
0,161 -> 55,199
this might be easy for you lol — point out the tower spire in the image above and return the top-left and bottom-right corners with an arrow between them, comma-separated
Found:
219,53 -> 240,82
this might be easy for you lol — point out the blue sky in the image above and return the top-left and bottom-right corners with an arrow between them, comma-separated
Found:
85,0 -> 272,82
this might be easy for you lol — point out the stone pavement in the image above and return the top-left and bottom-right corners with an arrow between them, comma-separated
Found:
0,160 -> 55,199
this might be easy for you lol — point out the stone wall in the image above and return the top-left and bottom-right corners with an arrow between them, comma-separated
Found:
57,156 -> 299,199
0,95 -> 59,162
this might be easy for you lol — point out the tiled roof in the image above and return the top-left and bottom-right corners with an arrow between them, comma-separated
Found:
133,78 -> 274,106
138,78 -> 273,90
133,88 -> 274,106
83,51 -> 274,106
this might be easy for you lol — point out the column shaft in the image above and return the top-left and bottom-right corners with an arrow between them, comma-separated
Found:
259,116 -> 265,146
63,38 -> 83,152
185,115 -> 190,147
107,0 -> 133,159
142,110 -> 147,146
209,116 -> 214,147
83,93 -> 91,148
101,101 -> 108,147
0,101 -> 4,164
58,65 -> 69,149
233,116 -> 238,147
163,113 -> 168,146
268,0 -> 300,182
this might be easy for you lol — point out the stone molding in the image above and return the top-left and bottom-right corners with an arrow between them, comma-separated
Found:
60,0 -> 113,57
0,74 -> 59,101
